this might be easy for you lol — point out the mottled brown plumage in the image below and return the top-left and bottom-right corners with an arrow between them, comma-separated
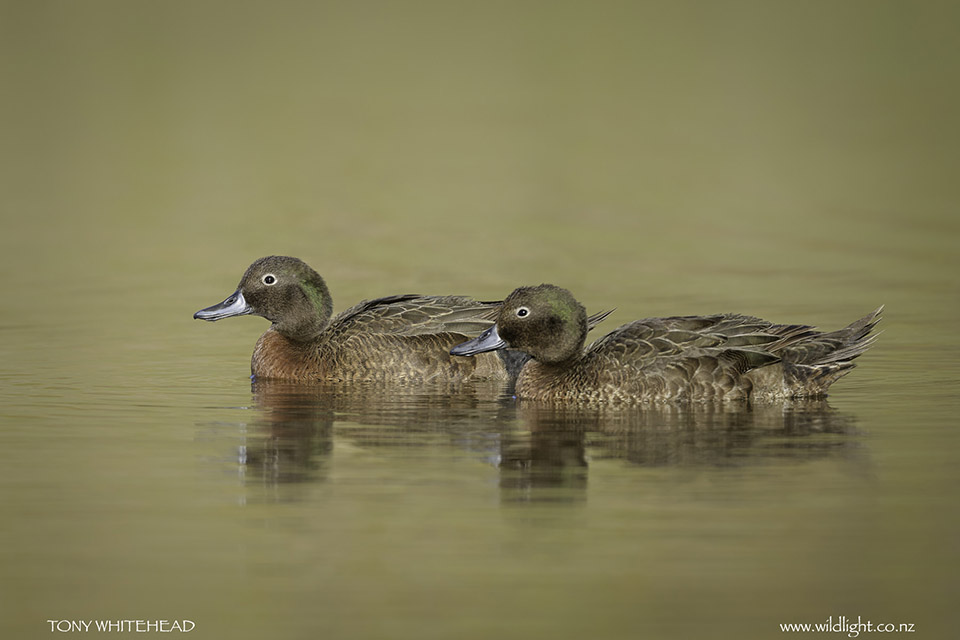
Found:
451,284 -> 882,404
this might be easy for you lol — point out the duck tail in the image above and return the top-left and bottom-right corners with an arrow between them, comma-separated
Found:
814,305 -> 884,365
782,306 -> 883,396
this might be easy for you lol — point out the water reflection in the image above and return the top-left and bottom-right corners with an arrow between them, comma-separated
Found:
504,401 -> 862,503
242,382 -> 335,488
524,400 -> 859,468
242,379 -> 515,492
498,416 -> 589,504
240,381 -> 865,505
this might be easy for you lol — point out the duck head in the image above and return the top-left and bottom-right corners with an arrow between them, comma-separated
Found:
451,284 -> 588,365
194,256 -> 334,341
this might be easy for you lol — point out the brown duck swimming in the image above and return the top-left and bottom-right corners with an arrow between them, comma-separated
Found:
194,257 -> 610,383
451,284 -> 882,403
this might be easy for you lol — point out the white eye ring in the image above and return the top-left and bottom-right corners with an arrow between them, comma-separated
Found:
262,274 -> 277,285
516,306 -> 530,318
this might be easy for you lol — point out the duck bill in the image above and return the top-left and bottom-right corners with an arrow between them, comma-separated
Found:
193,289 -> 253,321
450,325 -> 508,356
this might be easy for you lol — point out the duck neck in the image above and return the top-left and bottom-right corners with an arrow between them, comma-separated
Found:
537,350 -> 587,369
517,352 -> 586,398
276,315 -> 326,343
275,278 -> 333,342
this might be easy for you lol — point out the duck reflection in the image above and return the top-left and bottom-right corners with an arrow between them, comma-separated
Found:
243,378 -> 863,504
499,400 -> 861,503
243,379 -> 515,490
242,381 -> 335,488
497,412 -> 589,505
603,400 -> 857,467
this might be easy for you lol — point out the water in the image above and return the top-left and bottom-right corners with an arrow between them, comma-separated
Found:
2,2 -> 959,638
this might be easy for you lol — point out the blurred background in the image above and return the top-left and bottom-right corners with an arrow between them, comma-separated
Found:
1,1 -> 958,638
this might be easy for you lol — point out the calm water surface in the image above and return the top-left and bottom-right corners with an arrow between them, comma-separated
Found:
2,2 -> 959,638
2,283 -> 956,639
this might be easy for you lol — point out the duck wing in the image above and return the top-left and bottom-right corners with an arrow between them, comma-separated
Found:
587,314 -> 793,374
328,295 -> 501,339
330,295 -> 615,340
585,310 -> 882,397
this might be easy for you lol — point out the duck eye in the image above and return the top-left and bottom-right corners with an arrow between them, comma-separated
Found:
262,274 -> 277,285
516,307 -> 530,318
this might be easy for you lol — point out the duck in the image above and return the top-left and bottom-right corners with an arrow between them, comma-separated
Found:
194,257 -> 611,383
450,284 -> 881,403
